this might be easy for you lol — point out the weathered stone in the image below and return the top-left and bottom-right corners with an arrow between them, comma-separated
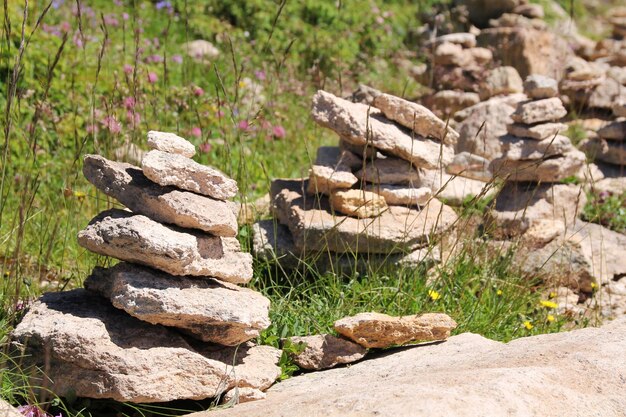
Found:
372,93 -> 459,145
499,134 -> 574,160
477,27 -> 570,80
433,42 -> 474,67
222,387 -> 266,405
597,121 -> 626,141
287,334 -> 367,371
446,152 -> 492,182
506,122 -> 567,140
355,157 -> 420,185
592,177 -> 626,196
0,400 -> 22,417
512,3 -> 544,18
272,179 -> 457,254
467,47 -> 494,66
77,209 -> 253,284
490,150 -> 585,182
429,65 -> 485,93
142,150 -> 238,200
580,137 -> 626,166
485,182 -> 586,238
307,147 -> 361,195
426,32 -> 477,48
83,155 -> 237,236
311,91 -> 454,169
523,74 -> 558,99
193,318 -> 626,417
489,13 -> 547,30
349,84 -> 382,105
480,66 -> 524,100
147,130 -> 196,158
330,189 -> 388,218
10,290 -> 280,403
511,98 -> 567,125
339,139 -> 379,159
423,90 -> 481,117
365,185 -> 432,207
334,312 -> 457,349
614,102 -> 626,118
457,0 -> 520,27
420,169 -> 496,205
455,95 -> 524,160
587,78 -> 626,110
84,263 -> 270,345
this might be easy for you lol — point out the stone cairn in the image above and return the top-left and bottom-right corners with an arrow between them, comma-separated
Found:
254,90 -> 470,271
580,104 -> 626,170
11,131 -> 281,405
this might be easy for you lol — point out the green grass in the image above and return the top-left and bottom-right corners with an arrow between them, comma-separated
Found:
583,190 -> 626,234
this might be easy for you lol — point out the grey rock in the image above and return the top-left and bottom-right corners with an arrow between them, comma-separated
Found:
147,130 -> 196,158
446,152 -> 492,182
84,263 -> 270,345
580,137 -> 626,166
355,157 -> 421,185
499,134 -> 574,160
83,155 -> 237,236
480,66 -> 524,100
77,209 -> 253,284
329,189 -> 388,218
597,121 -> 626,141
419,169 -> 496,206
287,334 -> 367,370
490,150 -> 586,182
426,32 -> 477,49
222,387 -> 266,405
311,91 -> 454,169
10,290 -> 281,403
307,146 -> 361,195
142,150 -> 238,200
506,122 -> 567,140
511,97 -> 567,125
365,184 -> 432,207
523,74 -> 558,99
422,90 -> 481,117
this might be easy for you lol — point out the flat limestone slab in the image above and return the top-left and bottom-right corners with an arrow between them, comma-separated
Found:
307,146 -> 361,195
147,130 -> 196,158
83,155 -> 238,236
511,97 -> 567,124
192,318 -> 626,417
77,209 -> 253,284
499,134 -> 574,160
271,179 -> 457,254
506,122 -> 567,140
355,156 -> 421,185
85,263 -> 270,345
490,150 -> 585,182
311,91 -> 454,169
11,290 -> 280,403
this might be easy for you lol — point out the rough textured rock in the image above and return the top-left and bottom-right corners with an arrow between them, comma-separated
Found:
523,74 -> 558,99
142,150 -> 238,200
307,146 -> 361,195
614,102 -> 626,118
147,130 -> 196,158
580,137 -> 626,166
355,157 -> 421,185
426,32 -> 477,48
365,185 -> 432,207
593,177 -> 626,195
77,209 -> 253,283
222,387 -> 266,405
446,152 -> 492,181
511,97 -> 567,125
423,90 -> 481,117
84,263 -> 270,345
272,179 -> 457,254
333,312 -> 457,349
419,169 -> 495,205
10,290 -> 281,403
598,121 -> 626,141
0,400 -> 22,417
498,134 -> 574,160
349,84 -> 382,105
485,183 -> 586,238
83,155 -> 237,236
311,91 -> 454,169
433,42 -> 474,67
287,334 -> 367,370
329,189 -> 388,218
457,0 -> 520,27
195,318 -> 626,417
506,122 -> 567,140
477,27 -> 570,80
490,150 -> 586,182
480,66 -> 523,100
372,93 -> 459,145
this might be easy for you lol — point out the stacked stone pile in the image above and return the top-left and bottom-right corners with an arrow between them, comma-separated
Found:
579,100 -> 626,170
11,131 -> 281,404
254,91 -> 474,271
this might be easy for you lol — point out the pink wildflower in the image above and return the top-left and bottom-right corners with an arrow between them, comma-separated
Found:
238,120 -> 249,131
199,142 -> 212,153
254,70 -> 266,81
123,64 -> 133,74
171,55 -> 183,64
147,72 -> 158,84
193,86 -> 204,96
190,127 -> 202,138
123,96 -> 136,109
102,115 -> 122,134
272,125 -> 286,138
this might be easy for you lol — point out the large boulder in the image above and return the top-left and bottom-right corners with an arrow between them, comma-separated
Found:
194,318 -> 626,417
10,290 -> 280,403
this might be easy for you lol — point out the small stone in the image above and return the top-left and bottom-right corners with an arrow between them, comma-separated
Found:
446,152 -> 492,182
426,32 -> 477,48
597,121 -> 626,141
147,131 -> 196,158
355,157 -> 421,185
433,42 -> 473,67
480,66 -> 524,100
365,185 -> 432,207
593,177 -> 626,196
83,155 -> 237,236
311,91 -> 454,169
490,150 -> 586,182
333,312 -> 457,349
84,263 -> 270,345
419,169 -> 495,206
307,147 -> 361,195
287,334 -> 367,370
339,139 -> 378,159
142,150 -> 238,200
77,209 -> 253,284
506,122 -> 567,140
222,387 -> 266,405
423,90 -> 481,117
467,47 -> 493,65
511,97 -> 567,125
580,137 -> 626,166
523,75 -> 558,99
499,134 -> 574,160
373,93 -> 460,145
330,189 -> 388,218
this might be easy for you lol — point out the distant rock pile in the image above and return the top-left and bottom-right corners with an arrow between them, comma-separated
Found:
254,90 -> 474,270
11,132 -> 280,404
580,104 -> 626,168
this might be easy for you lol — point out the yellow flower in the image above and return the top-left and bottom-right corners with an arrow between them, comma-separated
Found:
591,282 -> 598,291
523,321 -> 533,330
540,300 -> 558,309
547,315 -> 555,323
238,80 -> 247,88
73,191 -> 86,202
496,289 -> 503,296
548,291 -> 556,299
428,289 -> 441,301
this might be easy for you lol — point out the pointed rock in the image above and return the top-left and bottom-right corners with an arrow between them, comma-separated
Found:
147,130 -> 196,158
77,209 -> 252,283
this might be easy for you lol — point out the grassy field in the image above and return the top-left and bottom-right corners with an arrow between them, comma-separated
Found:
0,1 -> 621,416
